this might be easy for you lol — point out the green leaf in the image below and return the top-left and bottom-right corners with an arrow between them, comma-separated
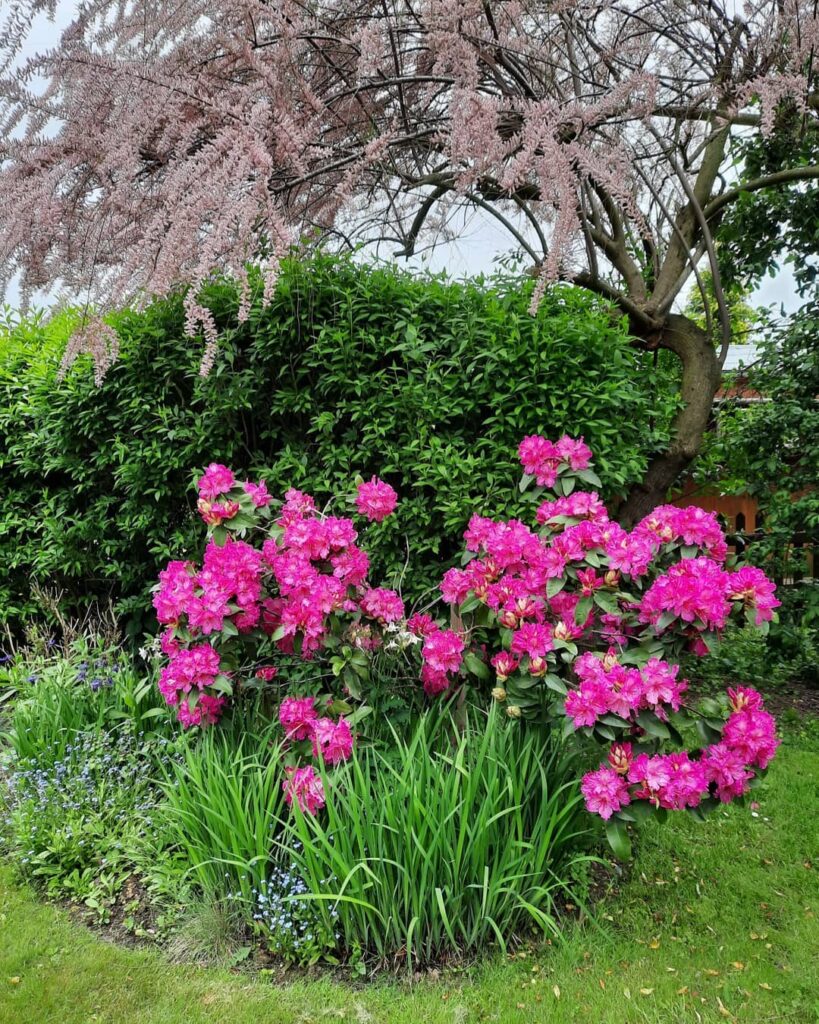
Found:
696,719 -> 723,746
574,596 -> 594,625
636,710 -> 670,740
606,818 -> 632,860
464,651 -> 490,680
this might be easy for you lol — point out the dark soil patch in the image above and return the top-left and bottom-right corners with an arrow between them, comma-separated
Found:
757,679 -> 819,720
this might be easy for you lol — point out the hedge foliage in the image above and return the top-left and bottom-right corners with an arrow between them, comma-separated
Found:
0,257 -> 675,636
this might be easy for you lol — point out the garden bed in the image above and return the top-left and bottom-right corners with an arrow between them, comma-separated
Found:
2,726 -> 817,1023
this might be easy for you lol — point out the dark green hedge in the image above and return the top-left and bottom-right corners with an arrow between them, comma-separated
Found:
0,257 -> 674,636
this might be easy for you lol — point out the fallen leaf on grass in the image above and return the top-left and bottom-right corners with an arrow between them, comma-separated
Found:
639,988 -> 654,996
716,995 -> 733,1018
552,985 -> 560,999
758,983 -> 773,991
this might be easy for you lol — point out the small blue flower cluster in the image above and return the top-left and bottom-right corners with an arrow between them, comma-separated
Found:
228,864 -> 339,961
75,655 -> 121,691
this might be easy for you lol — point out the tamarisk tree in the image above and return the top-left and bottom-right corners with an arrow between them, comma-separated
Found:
2,1 -> 819,518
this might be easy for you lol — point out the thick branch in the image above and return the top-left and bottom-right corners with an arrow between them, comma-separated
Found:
704,164 -> 819,219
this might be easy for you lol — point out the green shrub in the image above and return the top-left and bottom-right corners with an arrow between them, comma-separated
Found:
0,257 -> 675,635
284,705 -> 592,965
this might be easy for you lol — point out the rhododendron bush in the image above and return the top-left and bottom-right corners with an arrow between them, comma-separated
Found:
154,439 -> 781,855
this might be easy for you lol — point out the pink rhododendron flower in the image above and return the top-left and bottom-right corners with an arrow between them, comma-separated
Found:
244,480 -> 272,507
198,463 -> 236,500
604,528 -> 655,577
727,686 -> 764,713
330,544 -> 370,585
421,629 -> 464,696
536,491 -> 608,526
703,743 -> 754,802
628,752 -> 708,809
641,658 -> 687,711
581,766 -> 631,820
658,752 -> 708,809
627,753 -> 672,793
279,696 -> 318,741
255,666 -> 278,681
604,665 -> 645,719
565,677 -> 610,728
635,504 -> 727,562
491,651 -> 519,681
440,567 -> 473,605
518,435 -> 561,487
159,629 -> 181,657
406,612 -> 439,638
280,487 -> 317,524
283,765 -> 325,815
154,560 -> 195,625
359,587 -> 405,623
355,476 -> 398,522
157,642 -> 222,704
723,709 -> 780,769
177,693 -> 226,728
311,716 -> 354,764
422,629 -> 464,674
510,622 -> 554,659
726,566 -> 780,624
555,435 -> 593,470
639,557 -> 731,631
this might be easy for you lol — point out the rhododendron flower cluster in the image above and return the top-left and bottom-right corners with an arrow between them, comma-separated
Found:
519,435 -> 592,487
282,765 -> 326,815
634,504 -> 729,562
564,653 -> 686,728
419,629 -> 465,696
278,697 -> 355,812
355,477 -> 398,522
580,687 -> 778,819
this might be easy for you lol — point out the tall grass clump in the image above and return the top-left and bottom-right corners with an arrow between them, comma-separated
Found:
162,725 -> 286,903
284,705 -> 593,965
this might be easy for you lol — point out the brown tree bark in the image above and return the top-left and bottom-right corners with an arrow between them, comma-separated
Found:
619,313 -> 721,527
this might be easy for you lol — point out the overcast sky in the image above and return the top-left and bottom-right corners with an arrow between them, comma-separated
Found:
3,3 -> 803,318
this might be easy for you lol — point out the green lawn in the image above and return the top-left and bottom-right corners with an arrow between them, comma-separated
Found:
1,734 -> 817,1024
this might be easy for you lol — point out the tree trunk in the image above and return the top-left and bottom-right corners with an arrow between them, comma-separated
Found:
619,313 -> 721,527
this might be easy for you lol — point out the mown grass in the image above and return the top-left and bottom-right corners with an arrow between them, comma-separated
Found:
1,732 -> 817,1024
